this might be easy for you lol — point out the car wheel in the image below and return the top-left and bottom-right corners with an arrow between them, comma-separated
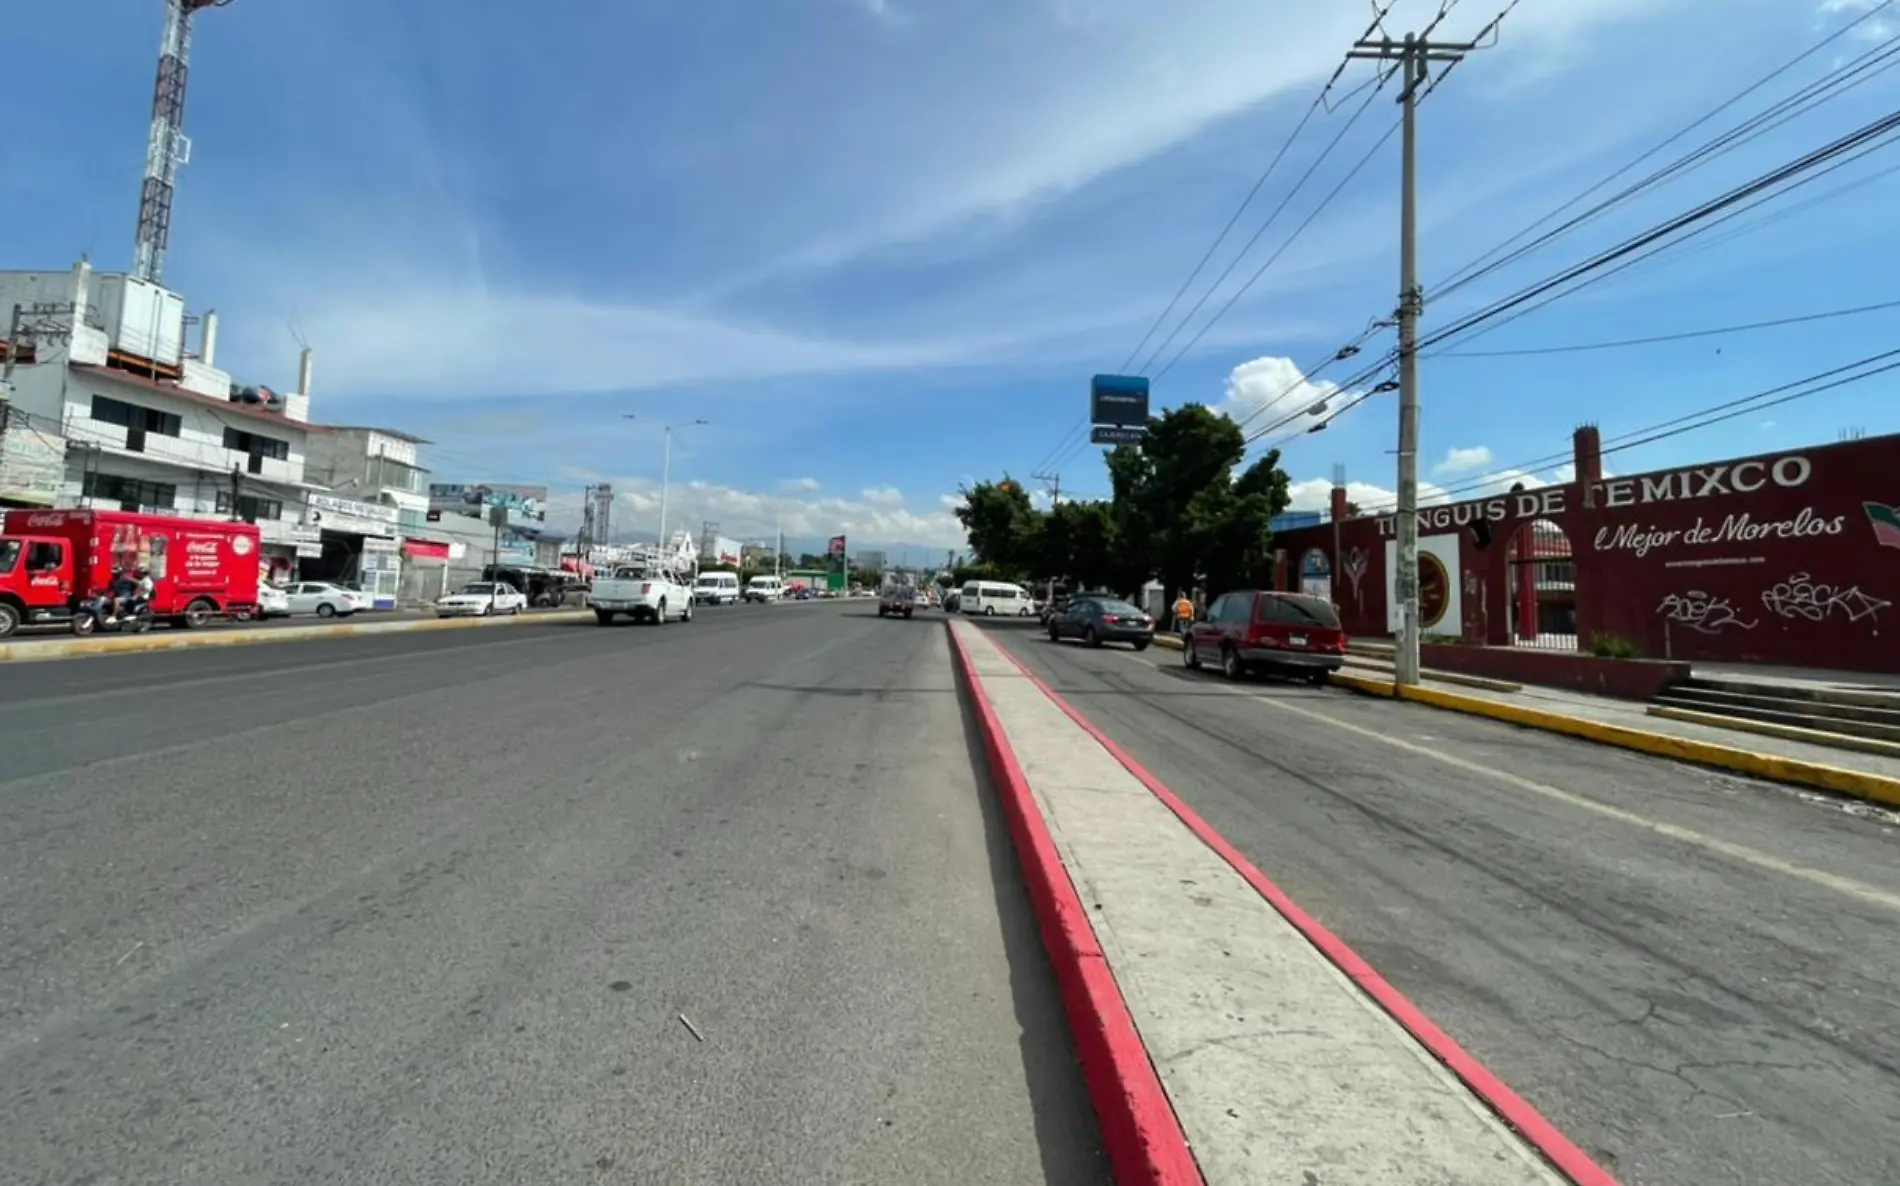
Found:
1047,625 -> 1060,642
595,610 -> 614,626
653,600 -> 667,625
1133,640 -> 1149,652
683,601 -> 694,623
0,602 -> 20,638
1222,646 -> 1245,680
1184,638 -> 1199,669
983,606 -> 996,617
1085,626 -> 1102,648
317,603 -> 337,618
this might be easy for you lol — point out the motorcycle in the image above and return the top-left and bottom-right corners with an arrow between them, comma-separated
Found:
72,599 -> 155,636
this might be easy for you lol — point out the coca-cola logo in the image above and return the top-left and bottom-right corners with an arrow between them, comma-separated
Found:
20,513 -> 66,529
186,540 -> 219,555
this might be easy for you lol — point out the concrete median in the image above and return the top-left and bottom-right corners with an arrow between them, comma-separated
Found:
0,609 -> 592,664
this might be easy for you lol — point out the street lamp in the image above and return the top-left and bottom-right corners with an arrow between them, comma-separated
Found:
642,417 -> 707,564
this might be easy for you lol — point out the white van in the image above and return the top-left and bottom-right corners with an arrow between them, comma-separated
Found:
745,575 -> 784,603
694,571 -> 740,605
960,580 -> 1035,617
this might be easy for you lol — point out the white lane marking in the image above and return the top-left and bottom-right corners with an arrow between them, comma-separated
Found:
1123,650 -> 1900,915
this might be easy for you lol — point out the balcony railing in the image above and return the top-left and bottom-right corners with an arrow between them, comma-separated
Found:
65,411 -> 304,484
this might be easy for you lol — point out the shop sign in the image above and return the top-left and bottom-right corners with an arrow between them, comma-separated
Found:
307,491 -> 398,536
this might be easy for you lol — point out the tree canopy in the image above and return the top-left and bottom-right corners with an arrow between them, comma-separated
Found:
950,403 -> 1293,597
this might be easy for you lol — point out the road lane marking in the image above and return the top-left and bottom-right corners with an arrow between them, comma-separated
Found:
1204,677 -> 1900,915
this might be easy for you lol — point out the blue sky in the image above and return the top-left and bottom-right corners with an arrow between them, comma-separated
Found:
5,0 -> 1896,552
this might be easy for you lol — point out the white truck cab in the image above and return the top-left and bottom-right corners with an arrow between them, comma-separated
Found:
590,563 -> 694,625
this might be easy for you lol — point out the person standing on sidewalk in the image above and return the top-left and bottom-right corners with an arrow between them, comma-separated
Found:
1173,591 -> 1195,635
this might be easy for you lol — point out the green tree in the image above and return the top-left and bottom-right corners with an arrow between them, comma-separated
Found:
953,478 -> 1039,576
1104,404 -> 1290,597
1344,500 -> 1362,518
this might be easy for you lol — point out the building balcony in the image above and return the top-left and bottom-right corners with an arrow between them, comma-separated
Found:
64,413 -> 305,485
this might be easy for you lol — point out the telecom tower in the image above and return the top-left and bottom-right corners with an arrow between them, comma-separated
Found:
590,483 -> 613,546
133,0 -> 233,284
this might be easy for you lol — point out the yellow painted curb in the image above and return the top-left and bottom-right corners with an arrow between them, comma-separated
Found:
1325,671 -> 1900,809
1152,633 -> 1184,650
0,610 -> 591,665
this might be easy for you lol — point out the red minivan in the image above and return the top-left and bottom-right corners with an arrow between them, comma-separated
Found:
1182,589 -> 1348,682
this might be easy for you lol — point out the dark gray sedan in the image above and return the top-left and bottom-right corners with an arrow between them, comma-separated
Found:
1047,596 -> 1154,650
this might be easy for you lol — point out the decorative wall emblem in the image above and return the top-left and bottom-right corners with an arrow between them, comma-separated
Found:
1342,546 -> 1369,605
1867,502 -> 1900,551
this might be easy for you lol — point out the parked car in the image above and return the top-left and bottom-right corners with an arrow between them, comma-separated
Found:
256,584 -> 290,619
1182,589 -> 1347,682
282,581 -> 371,619
1048,596 -> 1153,650
436,581 -> 529,618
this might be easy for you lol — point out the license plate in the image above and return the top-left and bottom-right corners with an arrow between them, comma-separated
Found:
1288,633 -> 1307,647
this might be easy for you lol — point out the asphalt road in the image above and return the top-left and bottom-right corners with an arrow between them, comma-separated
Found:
0,604 -> 1106,1185
0,603 -> 574,645
983,620 -> 1900,1186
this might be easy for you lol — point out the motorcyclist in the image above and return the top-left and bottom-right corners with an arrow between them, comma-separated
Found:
129,566 -> 155,616
102,567 -> 136,622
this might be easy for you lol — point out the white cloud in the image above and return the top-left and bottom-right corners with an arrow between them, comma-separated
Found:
1434,445 -> 1494,476
542,478 -> 967,551
1217,355 -> 1341,439
781,477 -> 822,491
1820,0 -> 1897,42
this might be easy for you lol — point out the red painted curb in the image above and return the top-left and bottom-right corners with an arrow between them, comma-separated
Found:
986,634 -> 1623,1186
945,622 -> 1206,1186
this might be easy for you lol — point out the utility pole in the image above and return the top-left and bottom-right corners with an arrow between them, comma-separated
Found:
1347,27 -> 1482,687
1032,469 -> 1061,509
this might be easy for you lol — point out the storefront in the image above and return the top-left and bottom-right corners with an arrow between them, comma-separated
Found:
302,490 -> 401,603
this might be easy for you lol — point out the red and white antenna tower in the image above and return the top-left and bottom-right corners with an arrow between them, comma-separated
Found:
132,0 -> 233,284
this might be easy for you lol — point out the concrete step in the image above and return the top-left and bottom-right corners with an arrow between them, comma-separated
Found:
1678,675 -> 1900,713
1647,704 -> 1900,762
1662,684 -> 1900,737
1651,694 -> 1900,746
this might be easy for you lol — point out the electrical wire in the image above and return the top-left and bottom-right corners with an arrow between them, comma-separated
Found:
1423,147 -> 1900,357
1028,0 -> 1408,480
1413,104 -> 1900,354
1343,346 -> 1900,515
1433,298 -> 1900,357
1431,0 -> 1897,298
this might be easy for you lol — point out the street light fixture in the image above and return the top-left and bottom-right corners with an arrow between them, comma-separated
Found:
647,417 -> 707,565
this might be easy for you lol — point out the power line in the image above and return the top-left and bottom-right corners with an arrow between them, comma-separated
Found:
1029,0 -> 1411,479
1432,298 -> 1900,357
1412,103 -> 1900,354
1431,0 -> 1898,299
1343,346 -> 1900,515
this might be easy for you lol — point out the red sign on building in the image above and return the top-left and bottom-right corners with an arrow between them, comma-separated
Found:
1274,427 -> 1900,674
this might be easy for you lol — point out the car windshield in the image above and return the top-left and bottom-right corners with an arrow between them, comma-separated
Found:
0,539 -> 19,575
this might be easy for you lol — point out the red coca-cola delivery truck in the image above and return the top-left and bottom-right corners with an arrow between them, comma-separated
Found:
0,509 -> 262,637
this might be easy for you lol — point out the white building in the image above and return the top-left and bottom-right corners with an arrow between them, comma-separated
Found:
0,260 -> 322,579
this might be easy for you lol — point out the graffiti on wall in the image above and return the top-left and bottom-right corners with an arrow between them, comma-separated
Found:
1760,573 -> 1889,624
1657,591 -> 1758,633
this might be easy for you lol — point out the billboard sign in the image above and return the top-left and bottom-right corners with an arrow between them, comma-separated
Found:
1090,374 -> 1149,429
1090,426 -> 1145,445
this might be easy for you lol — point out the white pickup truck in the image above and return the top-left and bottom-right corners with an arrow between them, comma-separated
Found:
589,565 -> 694,626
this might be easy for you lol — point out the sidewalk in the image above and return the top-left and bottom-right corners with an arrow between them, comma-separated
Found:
948,618 -> 1604,1185
1324,664 -> 1900,809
